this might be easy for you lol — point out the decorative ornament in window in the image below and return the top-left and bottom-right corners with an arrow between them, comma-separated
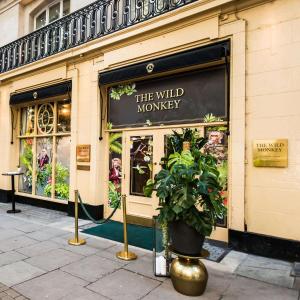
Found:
37,103 -> 54,134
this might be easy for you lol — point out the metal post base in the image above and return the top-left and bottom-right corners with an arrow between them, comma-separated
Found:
68,238 -> 86,246
116,251 -> 137,261
7,209 -> 21,214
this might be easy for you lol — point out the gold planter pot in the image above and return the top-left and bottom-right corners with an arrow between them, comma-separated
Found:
170,250 -> 209,296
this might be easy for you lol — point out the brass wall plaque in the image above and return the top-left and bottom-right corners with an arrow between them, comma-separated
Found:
77,165 -> 90,171
253,139 -> 288,167
76,145 -> 91,162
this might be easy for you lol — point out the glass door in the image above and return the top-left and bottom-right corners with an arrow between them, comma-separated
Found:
122,131 -> 160,220
106,126 -> 229,242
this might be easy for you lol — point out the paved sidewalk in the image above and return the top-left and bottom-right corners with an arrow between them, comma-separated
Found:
0,202 -> 299,300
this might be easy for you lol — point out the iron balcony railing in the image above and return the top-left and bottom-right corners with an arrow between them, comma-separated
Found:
0,0 -> 195,74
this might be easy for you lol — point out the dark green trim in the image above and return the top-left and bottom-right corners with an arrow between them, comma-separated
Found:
229,229 -> 300,262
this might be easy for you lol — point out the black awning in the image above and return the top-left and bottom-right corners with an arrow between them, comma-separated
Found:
10,81 -> 72,105
99,40 -> 230,86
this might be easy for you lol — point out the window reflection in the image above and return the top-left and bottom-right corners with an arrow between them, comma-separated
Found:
57,100 -> 71,133
130,136 -> 153,196
108,132 -> 122,209
49,3 -> 61,23
19,139 -> 33,194
36,11 -> 46,29
36,138 -> 53,197
20,107 -> 35,136
55,137 -> 70,200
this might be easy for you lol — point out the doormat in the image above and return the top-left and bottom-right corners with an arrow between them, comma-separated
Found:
82,221 -> 230,262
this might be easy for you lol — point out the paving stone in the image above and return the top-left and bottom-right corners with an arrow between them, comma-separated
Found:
0,261 -> 45,287
25,248 -> 83,271
95,244 -> 148,265
0,252 -> 27,268
0,295 -> 14,300
87,269 -> 161,300
220,250 -> 248,273
142,279 -> 212,300
0,229 -> 23,241
14,270 -> 88,300
15,223 -> 45,234
60,286 -> 109,300
25,228 -> 66,241
241,254 -> 293,270
235,263 -> 294,288
61,254 -> 123,282
293,277 -> 300,290
4,288 -> 20,298
83,236 -> 117,250
0,236 -> 38,252
63,244 -> 99,258
15,296 -> 28,300
124,253 -> 166,281
16,240 -> 60,257
222,275 -> 299,300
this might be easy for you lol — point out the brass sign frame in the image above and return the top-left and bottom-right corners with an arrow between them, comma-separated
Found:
76,145 -> 91,163
253,139 -> 288,168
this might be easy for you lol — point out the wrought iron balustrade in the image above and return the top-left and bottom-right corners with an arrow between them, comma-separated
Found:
0,0 -> 195,74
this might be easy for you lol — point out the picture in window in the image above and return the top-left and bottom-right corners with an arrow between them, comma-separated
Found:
108,132 -> 122,209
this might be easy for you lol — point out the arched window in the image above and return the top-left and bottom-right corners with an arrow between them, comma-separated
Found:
35,0 -> 70,30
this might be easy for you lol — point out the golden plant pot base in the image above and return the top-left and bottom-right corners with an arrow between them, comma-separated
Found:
68,238 -> 86,246
116,251 -> 137,261
170,257 -> 208,296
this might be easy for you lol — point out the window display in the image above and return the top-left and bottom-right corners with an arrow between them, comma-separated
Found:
108,132 -> 122,209
130,136 -> 153,196
18,97 -> 71,201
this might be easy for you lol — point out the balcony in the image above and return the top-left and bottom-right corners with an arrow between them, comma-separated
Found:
0,0 -> 195,74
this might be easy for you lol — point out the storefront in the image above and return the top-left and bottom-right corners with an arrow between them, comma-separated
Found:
101,41 -> 230,241
0,0 -> 300,261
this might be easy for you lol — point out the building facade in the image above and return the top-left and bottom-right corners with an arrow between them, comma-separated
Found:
0,0 -> 299,260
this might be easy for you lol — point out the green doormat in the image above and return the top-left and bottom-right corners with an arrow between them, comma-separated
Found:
82,221 -> 154,251
82,221 -> 230,262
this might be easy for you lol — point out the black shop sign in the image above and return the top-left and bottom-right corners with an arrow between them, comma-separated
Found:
108,65 -> 227,128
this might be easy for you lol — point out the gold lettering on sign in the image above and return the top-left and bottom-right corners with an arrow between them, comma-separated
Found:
136,88 -> 184,113
137,99 -> 182,113
253,139 -> 288,167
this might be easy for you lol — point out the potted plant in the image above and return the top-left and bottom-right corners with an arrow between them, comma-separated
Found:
144,128 -> 226,256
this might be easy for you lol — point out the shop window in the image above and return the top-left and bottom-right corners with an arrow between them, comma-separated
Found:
108,132 -> 122,209
129,136 -> 153,196
18,97 -> 71,201
35,0 -> 70,30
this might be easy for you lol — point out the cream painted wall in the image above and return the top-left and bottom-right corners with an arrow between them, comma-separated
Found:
0,3 -> 20,46
238,0 -> 300,241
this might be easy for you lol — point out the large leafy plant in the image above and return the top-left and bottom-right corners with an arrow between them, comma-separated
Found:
144,128 -> 226,237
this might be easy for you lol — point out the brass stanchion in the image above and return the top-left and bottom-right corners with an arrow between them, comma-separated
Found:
68,190 -> 86,246
116,194 -> 137,261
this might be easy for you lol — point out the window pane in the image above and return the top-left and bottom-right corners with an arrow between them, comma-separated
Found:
37,103 -> 54,135
63,0 -> 70,16
19,139 -> 33,194
55,136 -> 70,200
204,126 -> 228,227
57,100 -> 71,133
108,133 -> 122,208
36,138 -> 53,197
49,2 -> 60,23
20,107 -> 35,136
130,136 -> 153,196
36,11 -> 46,29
